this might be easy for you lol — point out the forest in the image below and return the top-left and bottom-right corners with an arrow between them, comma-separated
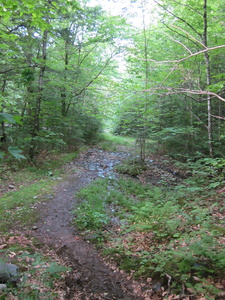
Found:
1,0 -> 225,299
1,0 -> 225,160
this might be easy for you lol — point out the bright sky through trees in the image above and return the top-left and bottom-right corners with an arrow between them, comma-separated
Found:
88,0 -> 130,15
88,0 -> 156,28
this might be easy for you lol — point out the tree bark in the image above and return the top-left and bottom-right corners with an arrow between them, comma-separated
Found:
203,0 -> 213,157
1,80 -> 7,144
29,29 -> 48,159
138,0 -> 149,162
61,40 -> 69,117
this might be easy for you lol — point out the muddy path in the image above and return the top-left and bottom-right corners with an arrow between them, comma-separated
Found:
33,148 -> 179,299
33,149 -> 145,299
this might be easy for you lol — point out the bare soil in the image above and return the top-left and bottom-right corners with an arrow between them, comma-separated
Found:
32,148 -> 179,300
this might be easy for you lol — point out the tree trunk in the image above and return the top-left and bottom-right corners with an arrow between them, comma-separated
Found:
203,0 -> 213,157
29,29 -> 48,159
140,0 -> 149,162
1,79 -> 7,144
61,40 -> 69,117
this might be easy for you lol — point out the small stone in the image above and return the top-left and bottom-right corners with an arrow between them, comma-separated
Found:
45,194 -> 54,199
152,282 -> 162,293
0,284 -> 7,291
32,226 -> 38,230
8,185 -> 15,189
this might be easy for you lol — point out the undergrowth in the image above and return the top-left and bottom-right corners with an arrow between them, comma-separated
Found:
96,132 -> 136,151
115,158 -> 147,176
0,151 -> 78,298
0,180 -> 57,232
0,151 -> 79,182
72,162 -> 225,299
0,151 -> 79,232
0,233 -> 70,299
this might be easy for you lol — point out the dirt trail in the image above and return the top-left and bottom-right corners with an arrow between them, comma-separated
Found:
33,149 -> 154,300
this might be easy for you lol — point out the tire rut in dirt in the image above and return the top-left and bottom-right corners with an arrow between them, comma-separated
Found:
61,244 -> 138,300
33,149 -> 144,299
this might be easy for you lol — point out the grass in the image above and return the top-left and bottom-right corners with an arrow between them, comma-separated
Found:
0,232 -> 70,299
72,169 -> 225,299
100,132 -> 136,144
96,133 -> 157,165
0,151 -> 79,232
0,151 -> 78,299
114,157 -> 147,176
0,179 -> 57,232
96,132 -> 136,151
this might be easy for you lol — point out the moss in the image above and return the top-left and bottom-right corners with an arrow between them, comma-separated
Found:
115,158 -> 147,176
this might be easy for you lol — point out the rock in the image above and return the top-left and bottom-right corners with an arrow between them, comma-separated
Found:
0,283 -> 7,291
152,282 -> 162,293
8,185 -> 15,189
0,284 -> 7,291
32,226 -> 38,230
0,262 -> 19,284
45,194 -> 54,199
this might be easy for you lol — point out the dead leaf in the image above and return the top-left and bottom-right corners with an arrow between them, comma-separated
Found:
218,186 -> 225,193
9,251 -> 17,257
192,276 -> 201,282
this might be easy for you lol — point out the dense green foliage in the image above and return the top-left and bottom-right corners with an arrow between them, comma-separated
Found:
1,0 -> 225,161
114,0 -> 225,159
0,0 -> 126,160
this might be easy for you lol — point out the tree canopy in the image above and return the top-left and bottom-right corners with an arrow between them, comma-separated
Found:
1,0 -> 225,160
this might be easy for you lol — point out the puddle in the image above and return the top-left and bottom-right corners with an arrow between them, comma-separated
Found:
75,149 -> 130,179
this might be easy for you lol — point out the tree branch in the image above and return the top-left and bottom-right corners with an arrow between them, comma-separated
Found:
144,87 -> 225,103
74,54 -> 114,98
164,32 -> 193,54
170,24 -> 206,48
153,0 -> 202,37
211,114 -> 225,120
147,44 -> 225,64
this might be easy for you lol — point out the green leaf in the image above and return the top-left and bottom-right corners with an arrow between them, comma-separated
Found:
13,115 -> 23,125
207,82 -> 224,92
0,113 -> 23,124
8,147 -> 26,160
0,113 -> 16,123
